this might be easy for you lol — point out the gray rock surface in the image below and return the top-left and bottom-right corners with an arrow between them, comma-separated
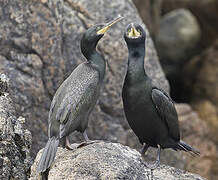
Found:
0,74 -> 32,179
184,39 -> 218,155
156,8 -> 201,68
162,0 -> 218,48
0,0 -> 169,157
176,103 -> 217,179
30,142 -> 205,180
132,0 -> 163,38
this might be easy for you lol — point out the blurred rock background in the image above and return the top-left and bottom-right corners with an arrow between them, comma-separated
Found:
0,0 -> 217,179
133,0 -> 218,179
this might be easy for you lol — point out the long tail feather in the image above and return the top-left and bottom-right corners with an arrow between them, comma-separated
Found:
37,137 -> 59,173
178,140 -> 200,156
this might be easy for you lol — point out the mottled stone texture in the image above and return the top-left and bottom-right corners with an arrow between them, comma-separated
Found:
176,104 -> 217,179
182,40 -> 218,179
0,0 -> 169,157
30,142 -> 205,180
0,74 -> 32,179
183,39 -> 218,139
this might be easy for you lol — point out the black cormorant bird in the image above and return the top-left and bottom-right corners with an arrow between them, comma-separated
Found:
122,23 -> 200,169
37,16 -> 123,173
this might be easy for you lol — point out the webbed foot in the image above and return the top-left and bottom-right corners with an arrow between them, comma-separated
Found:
65,130 -> 101,150
141,144 -> 161,170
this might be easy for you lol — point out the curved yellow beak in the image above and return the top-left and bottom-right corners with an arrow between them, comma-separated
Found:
97,16 -> 124,35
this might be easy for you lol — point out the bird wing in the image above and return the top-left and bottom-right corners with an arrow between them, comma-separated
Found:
58,79 -> 99,125
48,63 -> 100,137
58,70 -> 99,125
151,88 -> 180,141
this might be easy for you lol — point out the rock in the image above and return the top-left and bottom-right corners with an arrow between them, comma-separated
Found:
183,39 -> 218,144
159,0 -> 218,106
0,0 -> 169,157
0,74 -> 32,179
30,142 -> 205,180
133,0 -> 153,32
0,74 -> 9,95
162,0 -> 218,48
192,40 -> 218,106
156,8 -> 201,66
193,100 -> 218,143
132,0 -> 163,38
176,103 -> 218,179
154,8 -> 201,102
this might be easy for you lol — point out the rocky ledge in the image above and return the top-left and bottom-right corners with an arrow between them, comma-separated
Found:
30,142 -> 205,180
0,74 -> 32,179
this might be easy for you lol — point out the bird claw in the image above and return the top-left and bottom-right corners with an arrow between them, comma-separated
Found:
65,143 -> 81,150
77,140 -> 101,148
66,140 -> 101,150
141,144 -> 161,170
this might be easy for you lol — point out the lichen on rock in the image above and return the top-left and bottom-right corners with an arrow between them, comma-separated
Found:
30,142 -> 205,180
0,74 -> 32,179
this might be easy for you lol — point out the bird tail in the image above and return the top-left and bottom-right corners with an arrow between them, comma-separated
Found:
37,137 -> 59,173
177,140 -> 200,156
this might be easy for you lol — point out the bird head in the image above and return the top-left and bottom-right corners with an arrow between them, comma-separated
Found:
124,23 -> 146,45
81,16 -> 123,58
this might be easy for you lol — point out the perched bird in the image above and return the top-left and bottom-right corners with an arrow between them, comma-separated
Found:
37,16 -> 123,173
122,23 -> 200,169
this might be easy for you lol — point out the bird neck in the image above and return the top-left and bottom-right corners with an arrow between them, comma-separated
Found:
89,50 -> 106,82
126,46 -> 147,83
81,39 -> 98,60
81,39 -> 105,82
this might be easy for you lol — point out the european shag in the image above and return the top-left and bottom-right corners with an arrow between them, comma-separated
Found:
122,23 -> 200,169
37,16 -> 123,173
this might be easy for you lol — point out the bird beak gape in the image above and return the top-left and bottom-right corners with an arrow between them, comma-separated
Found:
97,16 -> 124,35
128,25 -> 141,38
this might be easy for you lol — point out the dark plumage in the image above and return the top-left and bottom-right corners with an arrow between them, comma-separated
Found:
37,17 -> 123,174
122,23 -> 200,169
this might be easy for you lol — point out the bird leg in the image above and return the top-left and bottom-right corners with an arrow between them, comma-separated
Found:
65,131 -> 100,150
83,130 -> 90,141
65,136 -> 81,150
77,130 -> 101,148
141,143 -> 149,157
143,144 -> 161,170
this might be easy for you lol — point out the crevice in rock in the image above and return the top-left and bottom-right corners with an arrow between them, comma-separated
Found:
63,0 -> 92,20
13,134 -> 26,160
62,0 -> 90,29
0,53 -> 14,62
166,53 -> 205,104
60,21 -> 65,61
77,12 -> 90,29
98,101 -> 117,118
40,62 -> 53,101
2,41 -> 54,101
15,65 -> 32,78
30,49 -> 53,101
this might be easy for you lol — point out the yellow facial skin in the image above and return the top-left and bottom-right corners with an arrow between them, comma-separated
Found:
97,16 -> 123,35
127,26 -> 141,38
